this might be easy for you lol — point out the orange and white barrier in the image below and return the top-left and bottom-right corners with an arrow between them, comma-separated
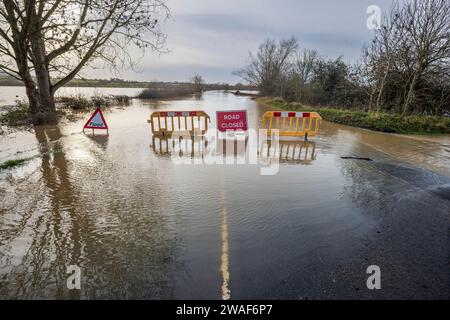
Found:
148,111 -> 210,136
260,111 -> 321,139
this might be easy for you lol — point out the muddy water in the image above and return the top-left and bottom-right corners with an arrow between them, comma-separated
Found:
0,91 -> 449,299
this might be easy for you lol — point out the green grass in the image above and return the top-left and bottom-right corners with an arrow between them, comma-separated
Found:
264,98 -> 450,135
0,158 -> 30,170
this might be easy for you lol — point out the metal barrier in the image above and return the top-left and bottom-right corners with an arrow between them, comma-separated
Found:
261,111 -> 321,139
148,111 -> 210,136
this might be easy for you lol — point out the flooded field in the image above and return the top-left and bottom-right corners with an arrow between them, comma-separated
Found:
0,90 -> 449,299
0,86 -> 146,107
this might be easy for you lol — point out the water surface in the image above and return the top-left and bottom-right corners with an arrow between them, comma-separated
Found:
0,90 -> 449,299
0,86 -> 146,107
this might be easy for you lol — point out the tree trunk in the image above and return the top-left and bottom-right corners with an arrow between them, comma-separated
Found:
27,12 -> 57,125
23,76 -> 39,116
23,77 -> 56,125
402,73 -> 418,115
32,66 -> 56,125
375,63 -> 389,114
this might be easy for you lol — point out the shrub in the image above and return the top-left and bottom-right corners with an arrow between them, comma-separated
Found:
137,83 -> 197,99
58,95 -> 93,109
111,95 -> 131,105
0,99 -> 32,126
265,98 -> 450,135
91,96 -> 110,108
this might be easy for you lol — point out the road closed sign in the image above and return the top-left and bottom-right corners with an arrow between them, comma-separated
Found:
216,110 -> 248,132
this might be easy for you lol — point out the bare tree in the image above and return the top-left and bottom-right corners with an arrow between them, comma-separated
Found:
0,0 -> 169,124
288,49 -> 317,101
399,0 -> 450,114
234,36 -> 298,96
190,73 -> 204,93
293,49 -> 317,84
371,2 -> 404,113
365,0 -> 450,114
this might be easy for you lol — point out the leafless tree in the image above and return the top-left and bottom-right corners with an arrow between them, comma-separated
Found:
190,73 -> 204,93
288,49 -> 317,101
293,49 -> 317,84
0,0 -> 169,124
399,0 -> 450,114
234,36 -> 298,96
365,0 -> 450,114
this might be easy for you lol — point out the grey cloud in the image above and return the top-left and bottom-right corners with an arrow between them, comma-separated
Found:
113,0 -> 396,82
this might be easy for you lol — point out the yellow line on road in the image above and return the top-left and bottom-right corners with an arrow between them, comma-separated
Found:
219,174 -> 231,300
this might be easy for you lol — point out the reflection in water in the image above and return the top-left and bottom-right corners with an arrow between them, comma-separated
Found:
0,126 -> 179,299
150,135 -> 318,166
151,135 -> 208,159
260,140 -> 317,165
85,134 -> 109,150
0,126 -> 82,299
150,134 -> 251,163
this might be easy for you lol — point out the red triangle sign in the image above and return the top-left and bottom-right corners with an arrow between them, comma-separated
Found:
83,108 -> 108,130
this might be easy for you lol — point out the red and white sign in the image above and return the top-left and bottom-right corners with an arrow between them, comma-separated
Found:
272,111 -> 311,118
216,110 -> 248,132
83,108 -> 108,131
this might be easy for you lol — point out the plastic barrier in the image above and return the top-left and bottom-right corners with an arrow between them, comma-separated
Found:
151,135 -> 207,157
261,111 -> 321,139
260,140 -> 317,164
148,111 -> 210,136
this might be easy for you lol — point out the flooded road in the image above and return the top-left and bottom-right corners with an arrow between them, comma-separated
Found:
0,91 -> 449,299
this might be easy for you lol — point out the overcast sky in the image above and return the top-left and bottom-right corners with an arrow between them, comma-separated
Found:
86,0 -> 396,83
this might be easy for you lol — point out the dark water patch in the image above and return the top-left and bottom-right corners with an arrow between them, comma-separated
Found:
372,161 -> 450,190
341,156 -> 373,161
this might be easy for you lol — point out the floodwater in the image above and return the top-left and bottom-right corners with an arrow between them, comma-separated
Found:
0,90 -> 449,299
0,86 -> 146,107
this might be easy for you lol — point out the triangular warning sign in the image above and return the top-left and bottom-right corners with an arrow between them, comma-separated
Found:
83,108 -> 108,130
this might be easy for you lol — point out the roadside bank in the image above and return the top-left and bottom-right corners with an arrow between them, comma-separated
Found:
262,97 -> 450,135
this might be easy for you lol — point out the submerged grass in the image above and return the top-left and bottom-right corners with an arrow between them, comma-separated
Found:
0,100 -> 32,127
58,95 -> 93,109
1,94 -> 131,128
57,94 -> 130,109
0,100 -> 66,128
0,157 -> 32,170
264,98 -> 450,135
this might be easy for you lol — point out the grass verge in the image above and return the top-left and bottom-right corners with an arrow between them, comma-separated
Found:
263,97 -> 450,135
